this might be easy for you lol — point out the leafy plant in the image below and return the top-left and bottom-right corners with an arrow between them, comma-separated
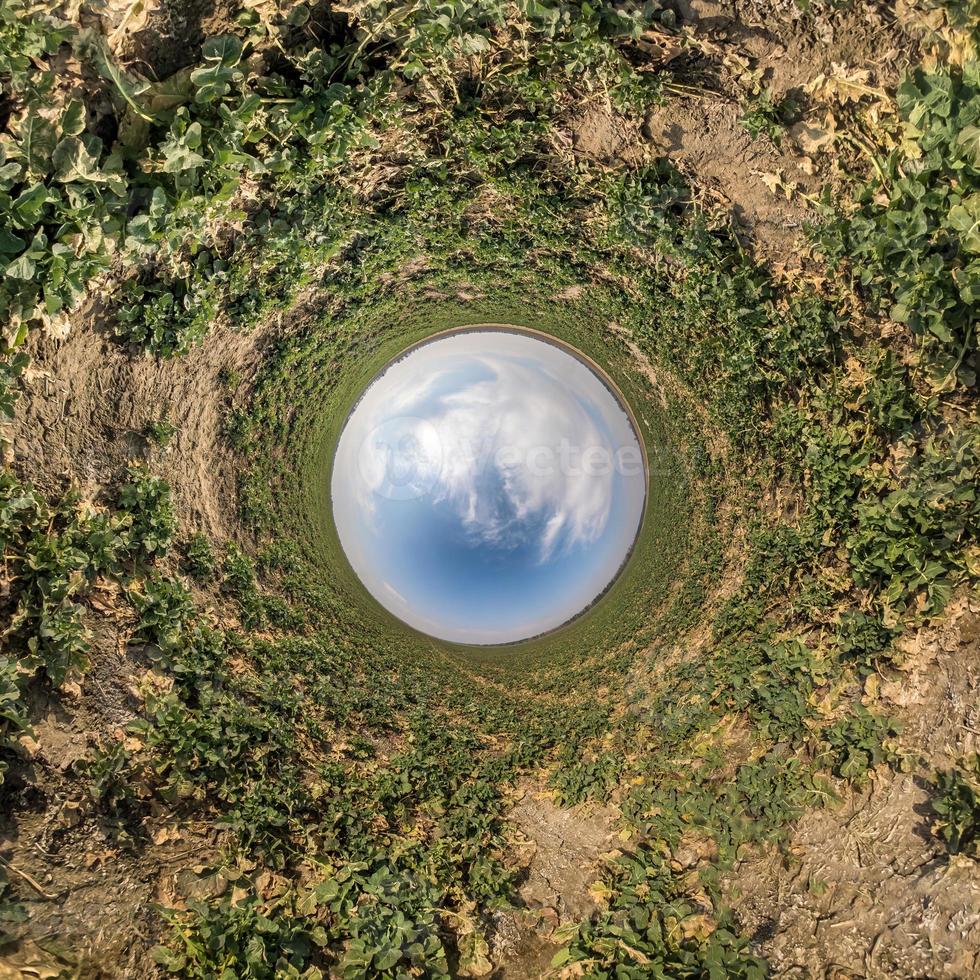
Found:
144,417 -> 178,447
154,893 -> 328,979
813,63 -> 980,368
822,707 -> 900,781
115,278 -> 211,358
739,89 -> 801,143
847,425 -> 979,619
184,531 -> 217,581
0,3 -> 125,355
0,657 -> 27,786
118,463 -> 177,559
222,543 -> 264,628
0,478 -> 121,686
129,574 -> 193,654
932,755 -> 980,857
0,329 -> 29,421
835,610 -> 900,674
83,741 -> 141,837
0,867 -> 27,946
552,846 -> 767,978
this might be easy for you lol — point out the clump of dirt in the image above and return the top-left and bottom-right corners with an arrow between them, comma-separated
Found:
644,95 -> 818,262
564,102 -> 648,165
489,790 -> 620,978
725,593 -> 980,978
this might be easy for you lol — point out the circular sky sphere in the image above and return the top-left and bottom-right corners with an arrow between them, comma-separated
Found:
331,328 -> 647,644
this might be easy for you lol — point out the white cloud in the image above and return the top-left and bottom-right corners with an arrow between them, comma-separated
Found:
349,350 -> 614,561
330,330 -> 646,643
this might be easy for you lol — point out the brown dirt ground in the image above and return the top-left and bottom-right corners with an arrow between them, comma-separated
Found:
8,296 -> 271,540
725,592 -> 980,978
644,94 -> 819,263
565,0 -> 922,266
490,789 -> 620,978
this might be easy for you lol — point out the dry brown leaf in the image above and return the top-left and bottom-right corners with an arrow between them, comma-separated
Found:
680,912 -> 717,941
760,171 -> 783,195
862,673 -> 880,704
0,940 -> 66,979
807,63 -> 887,106
587,880 -> 614,905
790,121 -> 836,154
152,823 -> 184,845
100,0 -> 153,48
757,171 -> 798,200
633,31 -> 682,67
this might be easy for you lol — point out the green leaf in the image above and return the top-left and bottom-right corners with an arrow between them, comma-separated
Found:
74,29 -> 152,121
286,4 -> 310,26
201,35 -> 243,68
0,230 -> 25,255
373,947 -> 401,971
190,63 -> 237,102
52,136 -> 104,183
59,99 -> 86,137
5,253 -> 36,280
191,36 -> 244,102
956,124 -> 980,167
550,947 -> 573,967
9,184 -> 51,227
0,160 -> 22,183
17,113 -> 56,177
142,68 -> 195,113
160,122 -> 206,172
949,194 -> 980,254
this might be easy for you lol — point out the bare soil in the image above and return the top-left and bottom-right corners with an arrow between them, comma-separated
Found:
565,0 -> 922,266
726,593 -> 980,978
10,298 -> 271,541
644,95 -> 819,263
491,789 -> 620,978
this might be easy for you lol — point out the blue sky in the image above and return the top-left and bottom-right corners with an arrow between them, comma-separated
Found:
331,330 -> 646,644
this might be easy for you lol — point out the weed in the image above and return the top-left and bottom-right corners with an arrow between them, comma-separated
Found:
83,741 -> 140,837
144,418 -> 178,448
813,63 -> 980,369
932,755 -> 980,857
0,868 -> 27,945
739,89 -> 802,143
129,574 -> 193,654
0,657 -> 27,786
822,707 -> 900,782
183,532 -> 217,581
118,463 -> 177,560
221,544 -> 264,628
